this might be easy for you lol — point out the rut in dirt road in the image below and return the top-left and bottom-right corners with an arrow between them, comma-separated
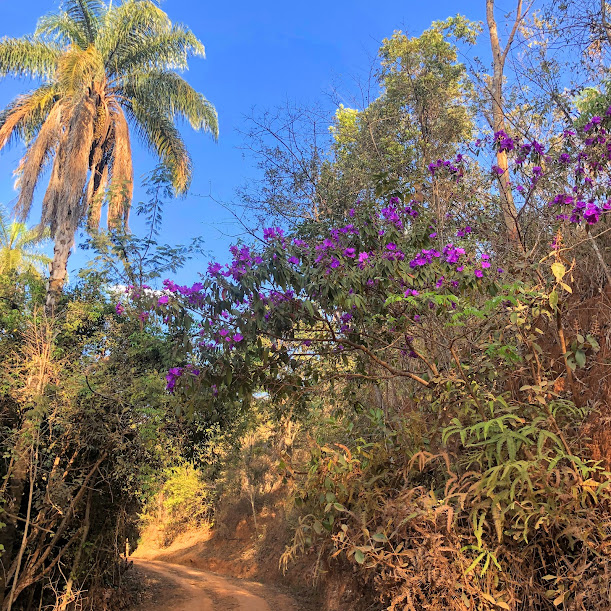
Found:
132,558 -> 300,611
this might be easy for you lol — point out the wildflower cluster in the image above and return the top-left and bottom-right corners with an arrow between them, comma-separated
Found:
427,154 -> 464,178
128,116 -> 611,398
165,364 -> 200,392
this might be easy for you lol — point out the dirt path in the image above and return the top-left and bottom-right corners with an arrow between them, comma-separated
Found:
132,558 -> 300,611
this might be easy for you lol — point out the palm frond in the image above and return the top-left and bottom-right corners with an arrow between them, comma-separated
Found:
14,102 -> 63,222
119,27 -> 205,73
97,0 -> 170,66
86,160 -> 109,230
57,45 -> 105,95
61,0 -> 105,45
107,104 -> 133,228
119,70 -> 218,136
41,95 -> 96,236
127,101 -> 192,194
106,19 -> 205,75
0,204 -> 10,245
0,85 -> 59,150
22,251 -> 52,269
0,210 -> 51,275
0,37 -> 60,79
14,224 -> 51,248
36,11 -> 91,48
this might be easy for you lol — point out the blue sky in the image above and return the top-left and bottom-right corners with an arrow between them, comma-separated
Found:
0,0 -> 485,283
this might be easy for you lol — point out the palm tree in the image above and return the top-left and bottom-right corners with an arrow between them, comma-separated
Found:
0,0 -> 218,313
0,206 -> 51,276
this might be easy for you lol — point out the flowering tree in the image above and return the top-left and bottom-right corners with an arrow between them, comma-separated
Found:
114,110 -> 611,608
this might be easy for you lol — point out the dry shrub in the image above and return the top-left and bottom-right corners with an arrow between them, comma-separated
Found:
282,397 -> 611,611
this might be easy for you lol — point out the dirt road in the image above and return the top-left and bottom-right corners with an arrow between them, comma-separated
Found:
132,558 -> 300,611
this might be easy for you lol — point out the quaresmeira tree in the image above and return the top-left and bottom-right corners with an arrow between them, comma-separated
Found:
0,0 -> 218,313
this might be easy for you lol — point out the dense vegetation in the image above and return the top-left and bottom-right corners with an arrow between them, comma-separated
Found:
3,1 -> 611,610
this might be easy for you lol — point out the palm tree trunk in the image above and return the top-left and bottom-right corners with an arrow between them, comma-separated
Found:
45,219 -> 75,316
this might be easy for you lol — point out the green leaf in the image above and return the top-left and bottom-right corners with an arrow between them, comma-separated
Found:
548,290 -> 558,310
465,552 -> 486,575
575,349 -> 586,368
372,532 -> 387,542
586,334 -> 600,351
354,549 -> 365,564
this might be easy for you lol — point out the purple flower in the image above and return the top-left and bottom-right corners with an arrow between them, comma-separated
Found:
381,206 -> 402,229
115,303 -> 124,316
263,227 -> 284,240
494,130 -> 515,152
288,256 -> 300,265
233,333 -> 244,342
157,295 -> 169,305
474,269 -> 484,278
207,262 -> 223,276
343,247 -> 356,258
446,247 -> 465,264
584,203 -> 601,224
165,366 -> 183,392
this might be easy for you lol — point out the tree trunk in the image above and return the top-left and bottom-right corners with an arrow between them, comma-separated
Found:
45,219 -> 75,317
58,490 -> 92,611
0,434 -> 30,610
5,436 -> 37,611
486,0 -> 525,251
